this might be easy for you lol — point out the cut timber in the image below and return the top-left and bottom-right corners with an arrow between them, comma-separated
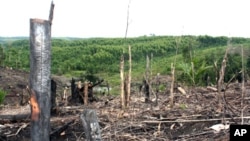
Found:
80,109 -> 102,141
207,86 -> 218,92
143,116 -> 250,124
177,87 -> 186,95
0,114 -> 30,121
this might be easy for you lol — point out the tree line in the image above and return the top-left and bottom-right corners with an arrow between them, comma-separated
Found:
0,35 -> 250,86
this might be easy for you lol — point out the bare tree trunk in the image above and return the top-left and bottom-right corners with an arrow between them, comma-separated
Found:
170,63 -> 175,108
84,81 -> 88,106
217,47 -> 229,118
145,55 -> 150,102
120,55 -> 125,109
29,18 -> 52,141
217,49 -> 228,97
127,45 -> 132,107
241,45 -> 246,124
169,38 -> 179,108
51,79 -> 57,114
124,74 -> 128,107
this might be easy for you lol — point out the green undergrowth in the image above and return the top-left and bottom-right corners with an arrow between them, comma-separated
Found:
0,88 -> 7,104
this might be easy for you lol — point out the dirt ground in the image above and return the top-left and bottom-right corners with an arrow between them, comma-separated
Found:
0,67 -> 250,141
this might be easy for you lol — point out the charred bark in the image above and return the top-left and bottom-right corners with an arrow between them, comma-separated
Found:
29,18 -> 52,141
51,79 -> 57,115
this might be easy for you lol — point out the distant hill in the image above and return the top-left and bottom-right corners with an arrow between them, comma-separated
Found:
0,36 -> 85,45
0,35 -> 250,88
0,37 -> 28,44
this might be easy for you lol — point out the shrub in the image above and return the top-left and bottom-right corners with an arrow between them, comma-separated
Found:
0,88 -> 7,104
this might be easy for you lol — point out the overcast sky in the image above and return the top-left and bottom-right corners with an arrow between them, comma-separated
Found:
0,0 -> 250,38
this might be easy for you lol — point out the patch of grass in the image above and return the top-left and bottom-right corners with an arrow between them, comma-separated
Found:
0,88 -> 7,104
179,103 -> 187,110
158,84 -> 166,92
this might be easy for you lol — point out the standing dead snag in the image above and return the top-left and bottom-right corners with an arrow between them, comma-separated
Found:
169,37 -> 179,108
217,48 -> 228,109
84,81 -> 89,106
120,55 -> 125,109
29,2 -> 54,141
29,19 -> 52,141
127,45 -> 132,107
80,109 -> 102,141
51,79 -> 57,114
145,55 -> 150,102
241,45 -> 246,124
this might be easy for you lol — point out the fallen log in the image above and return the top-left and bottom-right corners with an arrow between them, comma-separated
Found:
143,116 -> 250,124
207,86 -> 218,92
50,120 -> 75,138
0,114 -> 30,121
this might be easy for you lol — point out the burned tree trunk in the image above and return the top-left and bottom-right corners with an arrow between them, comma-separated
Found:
145,55 -> 150,102
71,78 -> 76,101
51,79 -> 57,114
70,80 -> 104,105
143,79 -> 150,103
29,18 -> 52,141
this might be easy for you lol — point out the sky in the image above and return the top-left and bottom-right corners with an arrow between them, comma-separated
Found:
0,0 -> 250,38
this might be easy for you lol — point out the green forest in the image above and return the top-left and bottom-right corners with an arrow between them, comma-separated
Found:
0,35 -> 250,88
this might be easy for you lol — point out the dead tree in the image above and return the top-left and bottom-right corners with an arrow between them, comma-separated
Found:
84,81 -> 89,106
29,2 -> 54,141
120,55 -> 125,109
142,79 -> 150,102
127,45 -> 132,107
71,80 -> 104,104
71,78 -> 76,101
51,79 -> 57,114
29,19 -> 51,141
145,55 -> 150,102
169,38 -> 179,108
80,109 -> 102,141
217,48 -> 228,105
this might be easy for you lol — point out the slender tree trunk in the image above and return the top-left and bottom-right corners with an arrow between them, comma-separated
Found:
120,55 -> 125,109
217,49 -> 228,95
84,81 -> 88,106
145,55 -> 150,102
170,63 -> 175,108
127,45 -> 132,107
241,45 -> 245,124
169,38 -> 179,108
51,79 -> 57,114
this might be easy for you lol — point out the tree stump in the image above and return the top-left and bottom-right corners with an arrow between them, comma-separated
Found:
80,109 -> 102,141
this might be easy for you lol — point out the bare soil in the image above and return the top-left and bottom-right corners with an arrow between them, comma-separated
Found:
0,67 -> 250,141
